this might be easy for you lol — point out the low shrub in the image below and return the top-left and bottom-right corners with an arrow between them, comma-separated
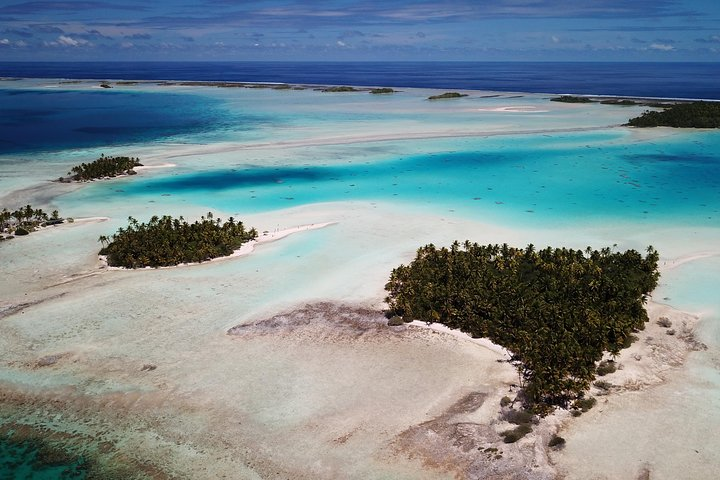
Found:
574,397 -> 597,412
666,329 -> 676,336
596,360 -> 617,376
500,396 -> 512,407
657,317 -> 672,328
502,424 -> 532,443
548,435 -> 566,448
504,409 -> 534,425
594,380 -> 612,391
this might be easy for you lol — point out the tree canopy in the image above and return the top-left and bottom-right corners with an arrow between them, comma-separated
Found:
385,242 -> 660,411
64,154 -> 142,181
550,95 -> 593,103
627,101 -> 720,128
99,213 -> 257,268
1,205 -> 63,238
428,92 -> 468,100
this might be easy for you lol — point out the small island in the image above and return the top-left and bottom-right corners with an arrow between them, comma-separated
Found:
320,86 -> 360,93
599,99 -> 639,106
99,213 -> 258,268
550,95 -> 593,103
370,88 -> 396,94
627,101 -> 720,128
1,205 -> 64,238
385,242 -> 660,413
427,92 -> 468,100
61,154 -> 143,182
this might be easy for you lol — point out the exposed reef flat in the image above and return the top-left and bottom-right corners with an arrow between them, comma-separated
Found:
0,296 -> 705,479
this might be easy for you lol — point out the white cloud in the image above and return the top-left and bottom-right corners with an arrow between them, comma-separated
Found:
0,38 -> 10,45
649,43 -> 674,51
551,35 -> 560,43
337,40 -> 346,46
57,35 -> 88,47
120,41 -> 134,48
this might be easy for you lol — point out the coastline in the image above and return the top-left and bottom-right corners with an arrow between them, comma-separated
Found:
1,75 -> 719,479
4,68 -> 719,101
99,221 -> 336,270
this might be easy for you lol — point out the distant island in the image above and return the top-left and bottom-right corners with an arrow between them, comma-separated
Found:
550,95 -> 593,103
385,242 -> 660,414
428,92 -> 468,100
99,213 -> 258,268
60,154 -> 142,182
320,86 -> 360,93
599,99 -> 639,106
1,205 -> 65,239
627,101 -> 720,128
370,88 -> 396,94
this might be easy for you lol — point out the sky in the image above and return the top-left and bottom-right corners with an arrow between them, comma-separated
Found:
0,0 -> 719,62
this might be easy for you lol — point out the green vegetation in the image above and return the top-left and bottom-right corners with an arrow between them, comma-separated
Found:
370,88 -> 395,94
573,397 -> 597,412
595,360 -> 617,376
594,380 -> 613,391
502,423 -> 532,443
1,205 -> 63,238
548,435 -> 566,448
500,396 -> 512,408
550,95 -> 593,103
657,317 -> 672,328
385,242 -> 660,412
600,99 -> 638,106
504,409 -> 534,425
627,101 -> 720,128
63,154 -> 142,182
99,213 -> 257,268
321,86 -> 360,92
428,92 -> 468,100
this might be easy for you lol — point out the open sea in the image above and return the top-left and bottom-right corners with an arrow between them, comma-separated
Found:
2,61 -> 719,100
1,61 -> 719,478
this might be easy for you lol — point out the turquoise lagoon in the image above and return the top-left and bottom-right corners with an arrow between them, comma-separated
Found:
1,79 -> 720,478
61,129 -> 720,229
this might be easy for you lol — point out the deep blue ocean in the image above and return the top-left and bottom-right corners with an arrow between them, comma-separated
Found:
0,87 -> 262,155
1,61 -> 719,100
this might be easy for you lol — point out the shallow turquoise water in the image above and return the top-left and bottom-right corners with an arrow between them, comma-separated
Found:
62,129 -> 720,229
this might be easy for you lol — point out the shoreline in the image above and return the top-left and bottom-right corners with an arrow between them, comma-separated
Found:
100,221 -> 336,270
